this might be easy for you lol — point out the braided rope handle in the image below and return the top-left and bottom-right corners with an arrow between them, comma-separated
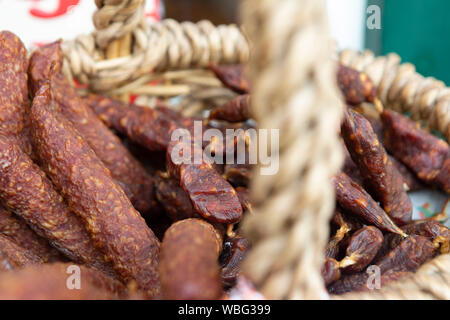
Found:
241,0 -> 344,299
339,49 -> 450,143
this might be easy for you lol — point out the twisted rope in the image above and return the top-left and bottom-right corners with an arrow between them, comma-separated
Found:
241,0 -> 344,299
339,49 -> 450,143
334,254 -> 450,300
61,19 -> 249,92
93,0 -> 146,49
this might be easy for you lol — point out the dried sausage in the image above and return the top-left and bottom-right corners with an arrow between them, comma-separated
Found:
87,94 -> 178,151
341,108 -> 412,225
155,172 -> 197,222
0,234 -> 43,271
387,220 -> 450,254
209,94 -> 251,122
339,226 -> 383,273
0,204 -> 61,262
0,263 -> 128,299
0,134 -> 115,275
329,235 -> 436,294
30,82 -> 160,297
337,64 -> 376,105
381,109 -> 450,193
326,209 -> 355,259
28,42 -> 155,213
160,218 -> 223,299
166,138 -> 243,224
0,31 -> 33,158
322,257 -> 341,286
333,172 -> 406,236
209,64 -> 250,94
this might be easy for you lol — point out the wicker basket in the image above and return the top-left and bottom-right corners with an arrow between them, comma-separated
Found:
60,0 -> 450,300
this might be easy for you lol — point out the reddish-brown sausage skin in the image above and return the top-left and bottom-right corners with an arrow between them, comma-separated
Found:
328,235 -> 436,294
333,172 -> 405,236
0,31 -> 33,158
322,257 -> 341,286
0,205 -> 61,262
341,108 -> 412,225
209,64 -> 250,94
167,139 -> 243,224
28,42 -> 155,213
209,94 -> 251,123
0,263 -> 128,299
155,173 -> 197,222
0,234 -> 43,271
160,219 -> 223,300
386,220 -> 450,254
381,109 -> 450,194
0,134 -> 114,275
30,83 -> 160,298
340,226 -> 383,273
87,94 -> 178,151
337,64 -> 376,105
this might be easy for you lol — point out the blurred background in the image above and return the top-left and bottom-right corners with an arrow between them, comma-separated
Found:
0,0 -> 448,84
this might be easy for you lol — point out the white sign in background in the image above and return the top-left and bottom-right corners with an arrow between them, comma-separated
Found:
0,0 -> 161,48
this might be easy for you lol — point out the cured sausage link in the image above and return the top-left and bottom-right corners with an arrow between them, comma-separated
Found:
28,42 -> 156,213
30,82 -> 161,298
341,108 -> 412,225
0,134 -> 115,276
160,219 -> 223,299
381,109 -> 450,194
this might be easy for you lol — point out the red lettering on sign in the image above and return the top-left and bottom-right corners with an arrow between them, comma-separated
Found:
29,0 -> 80,19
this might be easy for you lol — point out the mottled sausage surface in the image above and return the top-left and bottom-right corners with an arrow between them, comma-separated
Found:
390,155 -> 424,192
329,235 -> 436,294
0,263 -> 128,299
0,134 -> 114,275
155,173 -> 197,222
333,173 -> 405,236
337,64 -> 376,105
30,83 -> 160,297
342,145 -> 364,186
398,220 -> 449,254
339,226 -> 383,273
0,234 -> 43,271
209,64 -> 250,94
160,219 -> 223,300
209,94 -> 251,123
167,139 -> 243,224
0,31 -> 33,157
0,204 -> 61,262
381,109 -> 450,194
376,235 -> 436,274
322,257 -> 341,286
87,94 -> 178,151
28,42 -> 155,213
341,108 -> 412,225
